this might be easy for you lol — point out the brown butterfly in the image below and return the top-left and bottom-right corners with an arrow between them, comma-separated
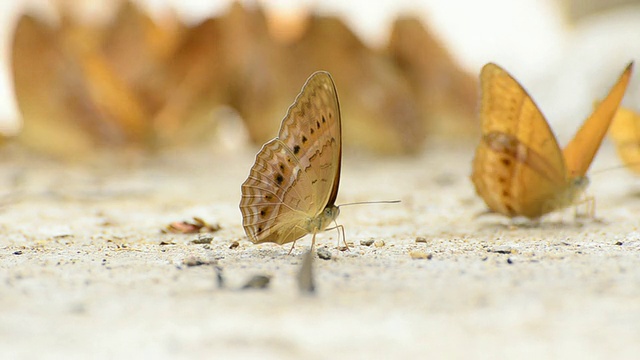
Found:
471,62 -> 633,219
240,71 -> 341,247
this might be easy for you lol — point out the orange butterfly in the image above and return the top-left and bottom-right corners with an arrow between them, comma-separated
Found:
610,106 -> 640,173
471,62 -> 633,219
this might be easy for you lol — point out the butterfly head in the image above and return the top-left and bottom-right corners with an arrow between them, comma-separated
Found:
316,205 -> 340,231
569,175 -> 589,193
553,175 -> 590,211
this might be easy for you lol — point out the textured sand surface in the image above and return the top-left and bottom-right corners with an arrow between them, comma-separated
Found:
1,141 -> 639,359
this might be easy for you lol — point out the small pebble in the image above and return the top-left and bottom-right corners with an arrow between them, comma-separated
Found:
490,245 -> 513,254
183,256 -> 211,267
229,241 -> 240,249
191,234 -> 214,244
409,250 -> 432,260
374,239 -> 385,248
360,238 -> 375,246
317,247 -> 332,260
242,275 -> 271,290
13,250 -> 23,255
614,241 -> 623,246
507,257 -> 514,265
415,237 -> 427,243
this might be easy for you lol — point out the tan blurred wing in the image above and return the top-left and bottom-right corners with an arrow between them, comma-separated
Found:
563,62 -> 633,177
471,63 -> 568,218
240,71 -> 341,244
610,106 -> 640,174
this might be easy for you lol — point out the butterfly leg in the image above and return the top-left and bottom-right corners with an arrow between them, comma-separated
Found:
573,195 -> 595,219
325,221 -> 349,250
287,241 -> 297,255
336,224 -> 348,251
586,196 -> 596,218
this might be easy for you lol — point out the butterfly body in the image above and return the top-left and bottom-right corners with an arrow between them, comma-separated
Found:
240,71 -> 341,245
472,62 -> 632,219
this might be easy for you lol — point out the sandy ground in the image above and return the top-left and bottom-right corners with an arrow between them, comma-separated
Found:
1,139 -> 639,359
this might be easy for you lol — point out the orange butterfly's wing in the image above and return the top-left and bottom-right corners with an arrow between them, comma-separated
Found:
563,62 -> 633,177
472,63 -> 568,218
240,72 -> 341,245
610,106 -> 640,173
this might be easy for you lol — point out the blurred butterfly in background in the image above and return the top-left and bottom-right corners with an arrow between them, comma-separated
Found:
471,62 -> 633,219
609,106 -> 640,174
240,71 -> 342,249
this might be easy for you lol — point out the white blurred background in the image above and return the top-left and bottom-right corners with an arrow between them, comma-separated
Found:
1,0 -> 639,143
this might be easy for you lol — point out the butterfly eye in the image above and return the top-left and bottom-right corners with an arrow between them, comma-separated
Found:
572,176 -> 588,187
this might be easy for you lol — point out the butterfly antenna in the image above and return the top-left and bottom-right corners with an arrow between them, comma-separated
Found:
337,200 -> 400,207
590,163 -> 634,175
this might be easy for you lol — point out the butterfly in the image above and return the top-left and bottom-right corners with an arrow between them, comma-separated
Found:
471,62 -> 633,219
240,71 -> 342,248
610,106 -> 640,173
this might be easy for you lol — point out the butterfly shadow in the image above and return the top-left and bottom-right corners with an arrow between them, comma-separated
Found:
473,212 -> 609,233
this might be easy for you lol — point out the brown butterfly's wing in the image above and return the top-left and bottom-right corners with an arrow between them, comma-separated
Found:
240,71 -> 341,244
563,62 -> 633,177
471,63 -> 568,218
278,71 -> 342,208
610,106 -> 640,174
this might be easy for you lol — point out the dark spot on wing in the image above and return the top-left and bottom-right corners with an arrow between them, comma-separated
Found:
302,136 -> 308,143
293,145 -> 300,154
498,177 -> 507,184
322,115 -> 326,123
310,128 -> 314,135
316,120 -> 320,129
502,190 -> 510,197
279,163 -> 285,172
260,208 -> 267,217
264,194 -> 273,201
257,226 -> 262,233
501,158 -> 512,166
276,174 -> 284,185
